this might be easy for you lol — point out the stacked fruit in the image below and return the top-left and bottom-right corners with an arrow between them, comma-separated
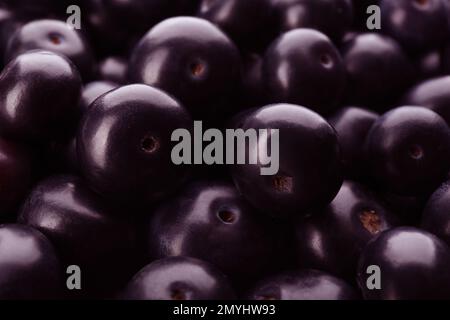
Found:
0,0 -> 450,300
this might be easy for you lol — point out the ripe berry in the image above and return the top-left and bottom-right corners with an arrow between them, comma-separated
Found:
294,181 -> 397,280
122,257 -> 235,300
231,104 -> 342,218
147,180 -> 287,290
77,84 -> 192,205
365,106 -> 450,196
128,17 -> 241,119
357,227 -> 450,299
18,175 -> 138,296
0,51 -> 82,142
263,29 -> 345,114
0,224 -> 62,299
379,0 -> 449,53
5,19 -> 95,80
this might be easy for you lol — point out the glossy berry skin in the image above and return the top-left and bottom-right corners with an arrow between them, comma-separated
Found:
379,0 -> 449,54
341,33 -> 414,108
0,138 -> 33,217
422,182 -> 450,246
230,104 -> 342,218
247,269 -> 358,300
79,81 -> 118,112
0,51 -> 82,142
198,0 -> 275,50
329,106 -> 379,179
294,181 -> 397,280
98,56 -> 127,84
263,29 -> 345,114
402,76 -> 450,125
5,19 -> 95,80
275,0 -> 353,41
122,257 -> 235,300
147,181 -> 286,289
365,106 -> 450,196
18,175 -> 138,296
128,17 -> 241,118
77,84 -> 192,205
357,227 -> 450,300
0,224 -> 62,299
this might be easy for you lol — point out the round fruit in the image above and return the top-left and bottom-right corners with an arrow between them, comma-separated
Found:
230,103 -> 342,218
18,175 -> 138,296
77,84 -> 192,204
5,19 -> 95,80
365,106 -> 450,196
379,0 -> 449,53
341,33 -> 414,107
357,227 -> 450,299
147,180 -> 287,289
247,269 -> 358,300
294,181 -> 397,279
128,17 -> 241,118
0,224 -> 62,299
263,29 -> 345,114
102,0 -> 169,32
0,51 -> 82,141
122,257 -> 235,300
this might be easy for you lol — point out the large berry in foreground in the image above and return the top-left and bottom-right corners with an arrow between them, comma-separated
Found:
230,104 -> 342,218
77,84 -> 192,205
128,17 -> 241,119
147,180 -> 286,289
